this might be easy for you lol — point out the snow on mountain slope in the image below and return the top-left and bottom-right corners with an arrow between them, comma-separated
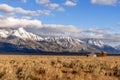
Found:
83,38 -> 119,53
0,29 -> 9,38
0,28 -> 98,53
115,45 -> 120,51
45,36 -> 83,43
9,27 -> 43,41
44,36 -> 84,47
87,39 -> 105,47
42,36 -> 96,52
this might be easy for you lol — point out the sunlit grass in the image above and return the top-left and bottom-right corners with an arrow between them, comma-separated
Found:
0,55 -> 120,80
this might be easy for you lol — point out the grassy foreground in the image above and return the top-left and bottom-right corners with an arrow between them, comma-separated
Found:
0,55 -> 120,80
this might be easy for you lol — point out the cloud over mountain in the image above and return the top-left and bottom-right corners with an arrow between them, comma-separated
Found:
0,0 -> 120,47
26,24 -> 82,37
0,16 -> 42,28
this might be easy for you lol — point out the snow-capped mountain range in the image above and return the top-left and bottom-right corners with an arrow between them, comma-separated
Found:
0,27 -> 119,54
86,39 -> 105,47
0,29 -> 9,38
115,45 -> 120,51
83,38 -> 119,53
0,27 -> 43,41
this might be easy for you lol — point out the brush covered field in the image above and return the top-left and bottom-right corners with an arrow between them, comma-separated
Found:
0,55 -> 120,80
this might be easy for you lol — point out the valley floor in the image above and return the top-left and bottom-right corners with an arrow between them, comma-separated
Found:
0,55 -> 120,80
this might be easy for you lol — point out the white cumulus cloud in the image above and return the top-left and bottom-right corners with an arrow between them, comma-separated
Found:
42,24 -> 82,33
26,24 -> 82,37
36,0 -> 64,11
65,0 -> 77,6
91,0 -> 118,5
0,4 -> 51,17
0,15 -> 42,28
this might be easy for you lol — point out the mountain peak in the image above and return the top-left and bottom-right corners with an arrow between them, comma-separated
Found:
0,29 -> 9,38
85,38 -> 105,47
17,27 -> 25,32
10,27 -> 43,41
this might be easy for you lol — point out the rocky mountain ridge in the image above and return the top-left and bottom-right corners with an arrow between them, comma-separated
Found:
0,27 -> 119,54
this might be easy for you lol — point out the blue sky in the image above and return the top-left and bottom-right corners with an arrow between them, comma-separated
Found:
0,0 -> 120,28
0,0 -> 120,42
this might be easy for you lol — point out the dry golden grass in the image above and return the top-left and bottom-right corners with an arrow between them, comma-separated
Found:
0,55 -> 120,80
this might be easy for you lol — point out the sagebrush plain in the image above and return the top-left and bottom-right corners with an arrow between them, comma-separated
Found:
0,55 -> 120,80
